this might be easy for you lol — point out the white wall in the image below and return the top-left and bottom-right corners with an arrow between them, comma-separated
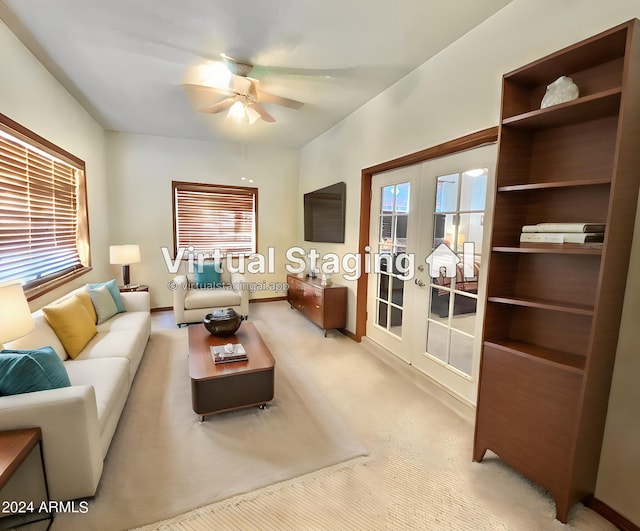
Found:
299,0 -> 640,524
105,132 -> 299,309
0,20 -> 109,309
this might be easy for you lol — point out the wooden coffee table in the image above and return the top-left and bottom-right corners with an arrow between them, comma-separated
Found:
188,322 -> 275,421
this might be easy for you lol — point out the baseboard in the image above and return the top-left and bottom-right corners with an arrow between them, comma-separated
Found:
339,328 -> 359,342
585,497 -> 639,531
151,306 -> 172,313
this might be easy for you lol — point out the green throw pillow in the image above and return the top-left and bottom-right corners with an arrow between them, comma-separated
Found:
88,284 -> 119,324
88,279 -> 125,313
0,347 -> 71,396
194,262 -> 222,289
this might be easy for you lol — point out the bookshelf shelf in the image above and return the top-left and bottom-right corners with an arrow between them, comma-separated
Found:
484,339 -> 586,373
473,19 -> 640,524
487,295 -> 594,316
492,244 -> 603,255
502,88 -> 621,130
497,178 -> 611,192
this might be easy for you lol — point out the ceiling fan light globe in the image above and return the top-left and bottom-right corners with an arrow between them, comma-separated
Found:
246,106 -> 261,124
227,100 -> 246,121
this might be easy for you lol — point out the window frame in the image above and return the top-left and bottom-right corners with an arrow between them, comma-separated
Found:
0,112 -> 92,301
172,180 -> 259,259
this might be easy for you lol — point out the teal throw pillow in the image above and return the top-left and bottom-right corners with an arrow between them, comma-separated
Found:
88,284 -> 119,324
194,262 -> 222,289
88,279 -> 125,313
0,347 -> 71,396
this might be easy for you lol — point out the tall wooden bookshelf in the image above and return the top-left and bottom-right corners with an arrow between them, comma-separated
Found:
473,19 -> 640,523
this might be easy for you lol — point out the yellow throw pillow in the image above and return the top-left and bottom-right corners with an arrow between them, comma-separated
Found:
75,289 -> 98,324
42,295 -> 97,359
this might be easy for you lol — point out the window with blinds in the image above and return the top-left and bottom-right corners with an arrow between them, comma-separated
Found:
173,181 -> 258,256
0,113 -> 90,295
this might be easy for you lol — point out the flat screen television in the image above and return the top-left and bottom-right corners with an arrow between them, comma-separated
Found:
303,182 -> 346,243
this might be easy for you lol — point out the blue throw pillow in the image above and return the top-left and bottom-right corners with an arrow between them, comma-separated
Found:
194,262 -> 222,289
0,347 -> 71,396
88,279 -> 125,313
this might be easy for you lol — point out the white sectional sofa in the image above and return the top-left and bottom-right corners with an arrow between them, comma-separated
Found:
0,285 -> 151,501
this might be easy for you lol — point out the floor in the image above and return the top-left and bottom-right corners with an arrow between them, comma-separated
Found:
143,302 -> 616,530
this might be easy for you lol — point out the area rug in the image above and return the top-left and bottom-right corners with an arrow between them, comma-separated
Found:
51,321 -> 367,531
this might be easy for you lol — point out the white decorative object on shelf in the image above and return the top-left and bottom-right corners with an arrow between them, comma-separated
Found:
540,76 -> 579,109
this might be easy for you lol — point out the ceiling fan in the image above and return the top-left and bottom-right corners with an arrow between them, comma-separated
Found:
182,55 -> 305,124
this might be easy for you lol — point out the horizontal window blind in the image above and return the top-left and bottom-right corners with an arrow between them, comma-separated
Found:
173,182 -> 257,256
0,129 -> 84,287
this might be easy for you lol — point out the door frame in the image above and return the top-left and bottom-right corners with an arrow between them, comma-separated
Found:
354,127 -> 498,341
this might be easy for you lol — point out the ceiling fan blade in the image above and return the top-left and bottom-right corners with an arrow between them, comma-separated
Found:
200,97 -> 237,114
249,103 -> 276,123
256,90 -> 304,109
180,83 -> 235,98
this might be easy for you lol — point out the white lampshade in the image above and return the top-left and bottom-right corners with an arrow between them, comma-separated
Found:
0,280 -> 35,345
109,245 -> 141,265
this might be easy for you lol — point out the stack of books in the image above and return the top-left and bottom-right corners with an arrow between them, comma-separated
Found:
519,222 -> 606,244
211,344 -> 248,364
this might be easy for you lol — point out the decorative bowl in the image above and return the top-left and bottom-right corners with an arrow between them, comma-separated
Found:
203,308 -> 244,337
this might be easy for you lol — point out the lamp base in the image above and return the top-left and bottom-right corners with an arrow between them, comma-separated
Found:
122,265 -> 131,287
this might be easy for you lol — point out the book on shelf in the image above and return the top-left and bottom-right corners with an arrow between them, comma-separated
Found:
519,232 -> 605,244
521,222 -> 606,233
211,344 -> 248,364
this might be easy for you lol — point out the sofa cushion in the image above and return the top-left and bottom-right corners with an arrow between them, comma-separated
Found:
89,284 -> 118,324
96,311 -> 151,334
64,358 -> 130,455
88,279 -> 125,313
42,295 -> 97,359
74,328 -> 148,383
0,347 -> 71,396
184,289 -> 241,310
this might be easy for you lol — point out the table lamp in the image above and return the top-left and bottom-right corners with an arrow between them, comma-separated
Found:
0,280 -> 35,349
109,244 -> 141,287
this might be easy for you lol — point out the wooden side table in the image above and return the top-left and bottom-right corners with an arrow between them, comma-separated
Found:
0,428 -> 52,529
119,284 -> 149,293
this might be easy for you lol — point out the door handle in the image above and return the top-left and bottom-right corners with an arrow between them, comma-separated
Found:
415,278 -> 426,287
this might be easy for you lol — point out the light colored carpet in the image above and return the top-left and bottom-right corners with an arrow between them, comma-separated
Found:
134,302 -> 617,531
51,320 -> 367,531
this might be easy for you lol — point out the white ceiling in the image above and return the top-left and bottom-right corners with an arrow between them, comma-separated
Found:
1,0 -> 512,149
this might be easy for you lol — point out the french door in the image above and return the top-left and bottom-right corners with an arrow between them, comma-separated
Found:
367,145 -> 496,404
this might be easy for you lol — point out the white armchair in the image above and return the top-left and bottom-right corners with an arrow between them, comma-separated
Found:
172,266 -> 249,326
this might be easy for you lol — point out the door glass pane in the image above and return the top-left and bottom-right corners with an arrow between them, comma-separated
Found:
429,286 -> 450,320
460,169 -> 488,211
380,215 -> 393,242
435,173 -> 459,212
391,276 -> 404,306
390,307 -> 403,336
449,331 -> 473,375
451,295 -> 477,334
395,182 -> 410,213
378,274 -> 389,301
377,302 -> 388,328
382,185 -> 395,213
457,213 -> 484,254
426,322 -> 448,362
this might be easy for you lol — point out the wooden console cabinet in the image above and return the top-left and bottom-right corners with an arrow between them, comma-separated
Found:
287,274 -> 347,336
473,19 -> 640,523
